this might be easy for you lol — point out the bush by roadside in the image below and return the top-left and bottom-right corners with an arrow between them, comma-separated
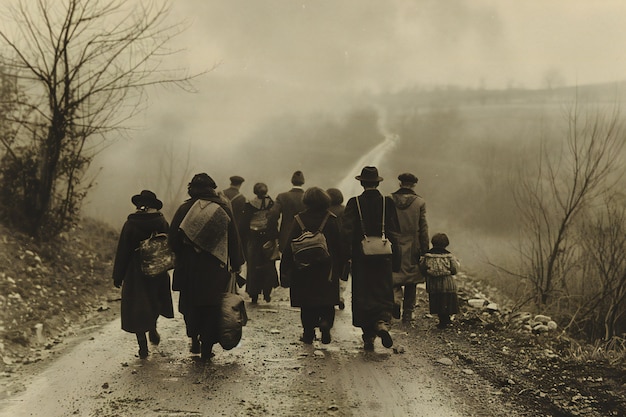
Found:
0,218 -> 119,372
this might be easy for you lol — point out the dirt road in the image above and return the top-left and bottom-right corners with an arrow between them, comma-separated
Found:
0,284 -> 524,417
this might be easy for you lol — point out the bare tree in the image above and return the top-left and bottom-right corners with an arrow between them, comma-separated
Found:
513,102 -> 625,306
542,68 -> 566,90
578,197 -> 626,340
142,140 -> 195,221
0,0 -> 204,238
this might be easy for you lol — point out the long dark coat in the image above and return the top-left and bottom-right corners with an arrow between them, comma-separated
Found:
280,209 -> 342,307
329,203 -> 350,282
269,188 -> 305,252
112,211 -> 174,334
169,192 -> 244,311
342,189 -> 401,327
240,196 -> 279,297
390,187 -> 429,285
222,186 -> 247,239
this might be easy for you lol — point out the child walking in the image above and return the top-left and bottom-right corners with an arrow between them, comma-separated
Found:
419,233 -> 459,328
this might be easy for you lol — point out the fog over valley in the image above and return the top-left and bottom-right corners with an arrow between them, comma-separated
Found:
82,0 -> 626,275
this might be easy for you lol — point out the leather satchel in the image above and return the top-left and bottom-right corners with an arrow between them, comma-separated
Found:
356,196 -> 393,256
261,239 -> 280,261
137,232 -> 175,277
361,235 -> 392,256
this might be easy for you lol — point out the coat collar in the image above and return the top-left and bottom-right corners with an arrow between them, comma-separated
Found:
393,187 -> 417,195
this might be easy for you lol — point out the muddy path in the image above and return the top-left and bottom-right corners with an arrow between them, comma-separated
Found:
0,283 -> 526,417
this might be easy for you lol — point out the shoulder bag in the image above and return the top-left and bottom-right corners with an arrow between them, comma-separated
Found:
356,196 -> 393,256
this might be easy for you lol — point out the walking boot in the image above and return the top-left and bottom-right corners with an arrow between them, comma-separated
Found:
320,322 -> 331,344
362,334 -> 375,351
200,342 -> 215,360
437,314 -> 452,329
190,335 -> 201,354
300,328 -> 315,344
148,329 -> 161,345
375,321 -> 393,348
393,304 -> 401,320
402,311 -> 414,326
136,333 -> 149,359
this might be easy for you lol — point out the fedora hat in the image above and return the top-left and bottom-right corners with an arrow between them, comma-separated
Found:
131,190 -> 163,210
355,166 -> 383,182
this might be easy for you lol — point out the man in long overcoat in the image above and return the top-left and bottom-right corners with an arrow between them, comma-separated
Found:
389,172 -> 429,323
341,166 -> 400,350
222,175 -> 247,237
169,173 -> 244,359
269,170 -> 306,257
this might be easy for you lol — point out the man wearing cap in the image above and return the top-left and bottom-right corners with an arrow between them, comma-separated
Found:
389,172 -> 429,324
223,175 -> 247,237
341,166 -> 400,351
269,170 -> 306,261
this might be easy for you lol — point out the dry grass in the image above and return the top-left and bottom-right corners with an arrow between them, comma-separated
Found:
565,336 -> 626,366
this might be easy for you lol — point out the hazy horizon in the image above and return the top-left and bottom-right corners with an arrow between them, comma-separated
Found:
81,0 -> 626,256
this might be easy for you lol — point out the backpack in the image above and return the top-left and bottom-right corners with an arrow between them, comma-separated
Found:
249,198 -> 271,232
290,213 -> 331,269
137,232 -> 175,277
249,210 -> 269,231
422,255 -> 452,277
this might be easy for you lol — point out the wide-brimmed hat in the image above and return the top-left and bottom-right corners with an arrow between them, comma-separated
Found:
398,172 -> 418,184
131,190 -> 163,210
355,166 -> 383,182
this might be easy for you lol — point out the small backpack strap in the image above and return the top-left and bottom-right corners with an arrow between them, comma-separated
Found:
317,212 -> 330,232
294,214 -> 306,231
381,196 -> 386,239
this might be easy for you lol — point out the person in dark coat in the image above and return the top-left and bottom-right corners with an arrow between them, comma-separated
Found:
389,172 -> 429,324
240,182 -> 279,304
341,166 -> 400,351
269,170 -> 306,257
112,190 -> 175,359
280,187 -> 342,344
222,175 -> 247,237
327,188 -> 349,311
419,233 -> 459,328
168,173 -> 244,359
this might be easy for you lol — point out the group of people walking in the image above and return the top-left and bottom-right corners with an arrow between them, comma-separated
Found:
112,166 -> 460,359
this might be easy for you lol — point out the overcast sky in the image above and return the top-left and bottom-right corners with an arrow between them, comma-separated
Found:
90,0 -> 626,224
171,0 -> 626,92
